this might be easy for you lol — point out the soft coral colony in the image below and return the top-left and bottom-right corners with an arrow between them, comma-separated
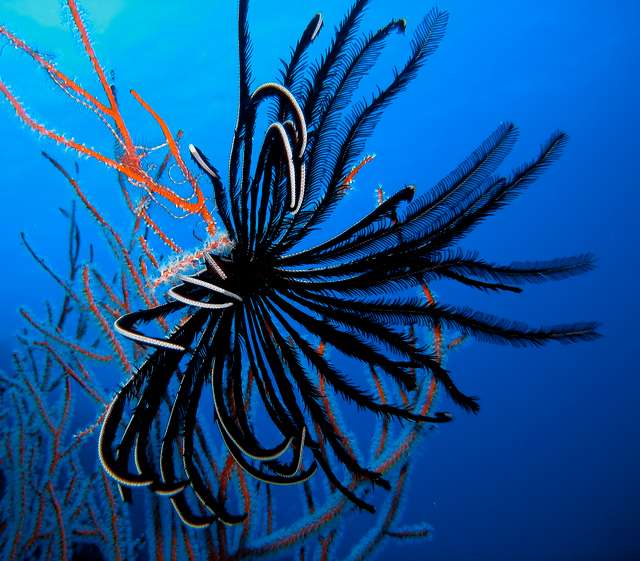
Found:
1,0 -> 596,540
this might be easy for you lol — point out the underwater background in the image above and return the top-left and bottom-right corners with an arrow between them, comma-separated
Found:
0,1 -> 637,560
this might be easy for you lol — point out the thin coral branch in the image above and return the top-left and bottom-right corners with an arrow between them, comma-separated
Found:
20,309 -> 112,362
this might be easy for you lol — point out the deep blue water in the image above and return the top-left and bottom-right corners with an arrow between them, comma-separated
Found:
0,1 -> 638,560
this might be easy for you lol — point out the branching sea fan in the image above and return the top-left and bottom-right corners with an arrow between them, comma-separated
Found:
95,0 -> 598,526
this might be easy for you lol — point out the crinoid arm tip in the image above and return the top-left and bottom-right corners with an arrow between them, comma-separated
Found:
310,13 -> 324,41
188,143 -> 219,179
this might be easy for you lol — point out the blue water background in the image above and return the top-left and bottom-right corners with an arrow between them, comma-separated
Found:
0,1 -> 638,560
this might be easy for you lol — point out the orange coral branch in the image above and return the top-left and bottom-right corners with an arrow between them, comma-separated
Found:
236,466 -> 252,543
129,89 -> 215,235
370,366 -> 390,458
20,309 -> 112,362
92,270 -> 127,312
180,525 -> 196,561
421,283 -> 442,361
316,341 -> 354,455
319,530 -> 336,561
101,471 -> 123,561
448,335 -> 467,350
20,374 -> 55,432
139,210 -> 182,254
138,236 -> 160,269
34,340 -> 107,404
47,481 -> 69,561
341,154 -> 376,191
64,0 -> 134,149
81,267 -> 131,373
43,153 -> 154,313
1,8 -> 219,238
0,26 -> 110,115
0,80 -> 131,174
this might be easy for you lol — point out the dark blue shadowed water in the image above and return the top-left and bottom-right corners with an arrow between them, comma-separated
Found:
0,1 -> 638,560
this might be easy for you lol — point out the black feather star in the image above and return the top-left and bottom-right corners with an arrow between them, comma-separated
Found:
98,0 -> 598,526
